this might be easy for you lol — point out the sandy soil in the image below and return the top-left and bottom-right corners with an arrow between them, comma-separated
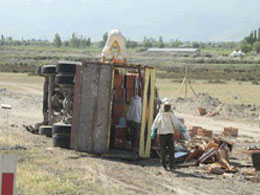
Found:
0,74 -> 260,195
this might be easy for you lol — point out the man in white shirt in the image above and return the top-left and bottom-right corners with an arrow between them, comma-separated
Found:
151,102 -> 185,171
127,96 -> 142,153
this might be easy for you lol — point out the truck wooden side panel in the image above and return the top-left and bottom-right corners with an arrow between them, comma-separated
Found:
71,63 -> 113,153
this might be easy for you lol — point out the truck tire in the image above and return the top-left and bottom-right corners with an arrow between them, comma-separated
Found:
41,65 -> 57,75
56,63 -> 76,74
52,124 -> 71,134
55,74 -> 74,85
53,134 -> 70,149
39,126 -> 52,137
35,66 -> 42,75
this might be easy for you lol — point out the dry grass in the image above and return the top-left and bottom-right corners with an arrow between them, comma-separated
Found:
156,78 -> 260,106
0,73 -> 43,85
0,131 -> 124,195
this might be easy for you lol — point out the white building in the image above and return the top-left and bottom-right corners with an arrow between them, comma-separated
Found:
230,50 -> 245,57
147,48 -> 200,56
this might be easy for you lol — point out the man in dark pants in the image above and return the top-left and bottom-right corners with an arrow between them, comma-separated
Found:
151,102 -> 185,171
159,133 -> 175,170
127,95 -> 142,153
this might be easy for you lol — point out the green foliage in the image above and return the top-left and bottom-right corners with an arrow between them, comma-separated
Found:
143,36 -> 153,48
53,33 -> 62,47
69,33 -> 91,48
158,36 -> 164,48
171,40 -> 182,48
244,27 -> 260,46
100,32 -> 108,47
125,39 -> 138,48
192,42 -> 200,48
239,40 -> 252,53
253,41 -> 260,53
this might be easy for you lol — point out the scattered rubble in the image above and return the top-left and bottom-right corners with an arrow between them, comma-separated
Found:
159,124 -> 260,182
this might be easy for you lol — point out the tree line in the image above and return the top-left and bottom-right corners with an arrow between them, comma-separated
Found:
240,28 -> 260,53
0,32 -> 238,50
0,33 -> 92,48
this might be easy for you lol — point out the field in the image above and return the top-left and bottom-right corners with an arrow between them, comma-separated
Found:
1,46 -> 260,194
157,79 -> 260,106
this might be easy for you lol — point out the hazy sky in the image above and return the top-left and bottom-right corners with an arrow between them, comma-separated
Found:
0,0 -> 260,42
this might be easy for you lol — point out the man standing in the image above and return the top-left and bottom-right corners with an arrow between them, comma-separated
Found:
127,95 -> 142,153
151,102 -> 186,171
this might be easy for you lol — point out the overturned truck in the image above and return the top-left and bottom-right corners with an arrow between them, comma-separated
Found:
35,61 -> 156,158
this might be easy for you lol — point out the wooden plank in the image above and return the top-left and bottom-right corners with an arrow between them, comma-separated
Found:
71,65 -> 83,150
139,69 -> 150,158
48,76 -> 55,125
144,69 -> 156,158
74,64 -> 113,153
184,65 -> 188,99
93,65 -> 113,152
77,64 -> 96,151
106,67 -> 115,150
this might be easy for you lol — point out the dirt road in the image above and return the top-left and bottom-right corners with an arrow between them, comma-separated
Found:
0,74 -> 260,194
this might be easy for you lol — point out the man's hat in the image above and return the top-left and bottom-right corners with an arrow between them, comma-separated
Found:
161,98 -> 171,105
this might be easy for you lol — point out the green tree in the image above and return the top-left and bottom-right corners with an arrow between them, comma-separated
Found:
171,39 -> 182,48
253,41 -> 260,53
125,39 -> 138,48
53,33 -> 62,47
158,36 -> 164,48
258,28 -> 260,41
69,33 -> 80,48
239,40 -> 252,53
86,37 -> 91,47
100,32 -> 108,47
0,34 -> 5,45
192,42 -> 200,48
6,37 -> 13,45
143,36 -> 152,48
254,30 -> 257,42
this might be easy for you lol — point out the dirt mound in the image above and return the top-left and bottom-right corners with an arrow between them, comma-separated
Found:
175,93 -> 221,114
175,93 -> 260,122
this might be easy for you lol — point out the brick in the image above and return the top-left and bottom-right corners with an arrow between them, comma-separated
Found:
114,88 -> 124,102
189,126 -> 202,137
114,137 -> 127,149
197,129 -> 213,137
173,131 -> 181,139
126,89 -> 135,103
198,107 -> 207,115
223,127 -> 238,137
114,74 -> 123,88
114,126 -> 128,138
112,103 -> 122,124
125,75 -> 136,89
114,126 -> 128,149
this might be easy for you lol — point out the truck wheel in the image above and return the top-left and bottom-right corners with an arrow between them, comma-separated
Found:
41,65 -> 57,75
55,74 -> 74,85
39,126 -> 52,137
52,123 -> 71,134
56,62 -> 76,74
53,134 -> 70,149
35,66 -> 42,75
